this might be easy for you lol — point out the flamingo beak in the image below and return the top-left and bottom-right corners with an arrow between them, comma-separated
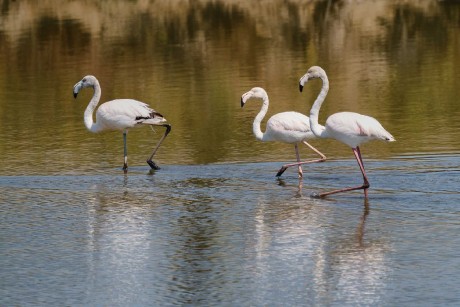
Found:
73,81 -> 82,99
241,92 -> 249,107
299,73 -> 310,92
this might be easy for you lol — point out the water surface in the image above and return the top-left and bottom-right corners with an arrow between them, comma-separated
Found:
1,155 -> 460,305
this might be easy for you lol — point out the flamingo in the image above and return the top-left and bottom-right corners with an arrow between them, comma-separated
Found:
299,66 -> 395,198
241,87 -> 326,178
73,75 -> 171,172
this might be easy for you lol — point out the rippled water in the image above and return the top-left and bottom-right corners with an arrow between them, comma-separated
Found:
1,155 -> 459,305
1,0 -> 460,306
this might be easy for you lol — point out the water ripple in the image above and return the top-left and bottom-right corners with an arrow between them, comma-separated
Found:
1,156 -> 460,305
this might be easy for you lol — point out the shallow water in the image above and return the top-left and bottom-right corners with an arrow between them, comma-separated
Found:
1,155 -> 459,306
1,0 -> 460,306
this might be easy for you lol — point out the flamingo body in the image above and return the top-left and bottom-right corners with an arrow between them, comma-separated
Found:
263,111 -> 315,143
241,87 -> 326,177
92,99 -> 165,132
323,111 -> 395,148
73,75 -> 171,171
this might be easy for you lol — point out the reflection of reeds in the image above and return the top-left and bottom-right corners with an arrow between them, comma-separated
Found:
0,0 -> 458,167
1,0 -> 452,93
0,0 -> 440,41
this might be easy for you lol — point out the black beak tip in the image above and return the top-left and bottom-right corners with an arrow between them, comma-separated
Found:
299,84 -> 304,92
240,98 -> 245,108
73,92 -> 78,99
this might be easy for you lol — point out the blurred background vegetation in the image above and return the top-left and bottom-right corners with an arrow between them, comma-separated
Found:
0,0 -> 459,173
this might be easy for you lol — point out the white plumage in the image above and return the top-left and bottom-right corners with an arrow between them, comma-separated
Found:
324,111 -> 394,148
73,75 -> 171,171
299,66 -> 395,198
263,111 -> 313,143
241,87 -> 326,178
91,99 -> 161,130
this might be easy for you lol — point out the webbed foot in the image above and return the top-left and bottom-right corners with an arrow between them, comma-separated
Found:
147,160 -> 161,170
276,166 -> 288,177
310,192 -> 322,199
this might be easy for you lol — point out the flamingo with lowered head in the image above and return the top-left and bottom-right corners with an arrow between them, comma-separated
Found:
241,87 -> 326,178
73,75 -> 171,172
299,66 -> 395,198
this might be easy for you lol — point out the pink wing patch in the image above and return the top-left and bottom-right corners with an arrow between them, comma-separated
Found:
355,121 -> 368,136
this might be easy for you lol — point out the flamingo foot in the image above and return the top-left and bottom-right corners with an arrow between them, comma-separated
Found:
310,192 -> 322,199
147,160 -> 161,170
276,166 -> 288,177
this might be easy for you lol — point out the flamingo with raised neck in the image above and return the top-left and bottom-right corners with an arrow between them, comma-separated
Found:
300,66 -> 395,198
73,75 -> 171,172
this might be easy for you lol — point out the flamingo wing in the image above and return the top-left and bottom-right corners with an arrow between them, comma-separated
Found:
265,111 -> 313,142
96,99 -> 166,130
326,112 -> 395,147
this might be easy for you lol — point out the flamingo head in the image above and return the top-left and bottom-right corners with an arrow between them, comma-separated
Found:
299,66 -> 326,92
73,75 -> 99,98
240,87 -> 268,107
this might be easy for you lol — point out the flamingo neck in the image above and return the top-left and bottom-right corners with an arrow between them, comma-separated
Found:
253,96 -> 269,141
84,81 -> 102,133
309,74 -> 329,138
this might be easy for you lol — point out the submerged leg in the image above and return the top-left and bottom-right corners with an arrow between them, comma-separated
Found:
123,131 -> 128,172
146,124 -> 171,170
311,146 -> 370,198
276,141 -> 326,177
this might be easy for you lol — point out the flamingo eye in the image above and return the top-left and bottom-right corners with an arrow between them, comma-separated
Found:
82,78 -> 87,83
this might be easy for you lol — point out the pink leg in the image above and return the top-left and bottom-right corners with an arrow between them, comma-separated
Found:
355,146 -> 369,197
295,144 -> 303,178
276,141 -> 326,177
356,146 -> 365,169
312,146 -> 370,198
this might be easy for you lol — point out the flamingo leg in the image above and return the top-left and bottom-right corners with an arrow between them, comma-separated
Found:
123,130 -> 128,172
146,124 -> 171,170
356,146 -> 365,168
295,144 -> 303,178
276,141 -> 326,177
312,146 -> 370,198
355,146 -> 369,197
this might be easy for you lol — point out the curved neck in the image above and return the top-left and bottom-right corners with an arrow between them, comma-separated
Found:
253,96 -> 269,141
84,81 -> 102,133
309,75 -> 329,138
